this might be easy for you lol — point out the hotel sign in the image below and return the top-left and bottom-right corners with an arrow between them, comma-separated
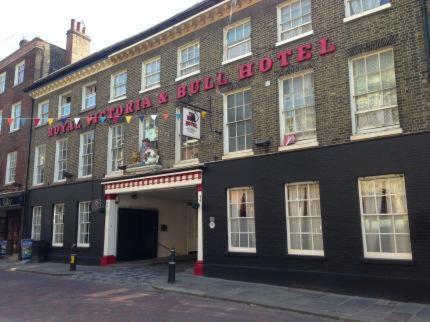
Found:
0,195 -> 23,208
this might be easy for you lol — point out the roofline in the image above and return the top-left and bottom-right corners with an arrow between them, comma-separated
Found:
25,0 -> 223,93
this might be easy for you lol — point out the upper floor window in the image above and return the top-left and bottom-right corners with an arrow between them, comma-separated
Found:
224,89 -> 253,154
31,206 -> 42,241
5,151 -> 17,184
38,101 -> 49,126
14,61 -> 25,86
54,139 -> 68,182
277,0 -> 312,44
280,70 -> 316,145
227,187 -> 256,253
349,48 -> 398,135
142,57 -> 161,91
111,71 -> 127,100
358,175 -> 411,260
224,19 -> 251,63
108,124 -> 124,173
175,108 -> 200,163
58,93 -> 71,118
77,201 -> 91,247
10,102 -> 21,132
0,72 -> 6,93
82,83 -> 97,110
139,116 -> 158,147
177,41 -> 200,79
0,110 -> 2,133
79,131 -> 94,178
33,145 -> 46,186
346,0 -> 390,18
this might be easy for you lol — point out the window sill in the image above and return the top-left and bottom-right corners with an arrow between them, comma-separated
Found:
32,183 -> 44,187
108,96 -> 127,104
175,70 -> 200,83
278,140 -> 318,152
77,244 -> 90,249
81,106 -> 96,113
52,244 -> 63,248
285,254 -> 326,261
222,52 -> 253,66
140,84 -> 161,94
362,257 -> 414,266
77,175 -> 93,181
222,150 -> 254,160
225,251 -> 257,257
52,179 -> 66,184
9,129 -> 20,133
343,3 -> 391,23
275,30 -> 314,47
104,171 -> 124,179
173,159 -> 200,168
350,128 -> 402,142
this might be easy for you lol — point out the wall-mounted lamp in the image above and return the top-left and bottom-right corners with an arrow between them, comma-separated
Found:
63,171 -> 74,179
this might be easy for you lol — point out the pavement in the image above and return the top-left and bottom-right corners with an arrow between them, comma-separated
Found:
1,258 -> 429,322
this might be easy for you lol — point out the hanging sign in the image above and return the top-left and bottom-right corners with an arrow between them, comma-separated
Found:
182,107 -> 201,140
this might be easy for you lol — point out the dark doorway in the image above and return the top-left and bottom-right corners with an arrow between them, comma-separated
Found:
117,208 -> 158,261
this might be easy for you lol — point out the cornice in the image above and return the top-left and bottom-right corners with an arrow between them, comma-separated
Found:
30,0 -> 261,99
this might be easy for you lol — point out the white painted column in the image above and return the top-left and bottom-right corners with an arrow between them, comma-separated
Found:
194,184 -> 204,275
101,194 -> 118,265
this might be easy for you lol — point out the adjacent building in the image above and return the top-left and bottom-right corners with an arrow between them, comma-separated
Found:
24,0 -> 430,302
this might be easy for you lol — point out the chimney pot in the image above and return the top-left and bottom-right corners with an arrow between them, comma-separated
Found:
71,19 -> 76,30
82,27 -> 86,34
77,21 -> 81,32
19,39 -> 29,48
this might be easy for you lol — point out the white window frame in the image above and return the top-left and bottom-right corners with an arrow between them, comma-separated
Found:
227,187 -> 256,253
276,0 -> 313,46
10,102 -> 21,132
110,70 -> 127,101
77,201 -> 91,248
33,145 -> 46,186
79,131 -> 94,178
358,174 -> 412,260
52,204 -> 65,247
107,124 -> 124,174
223,87 -> 254,157
37,101 -> 49,126
285,181 -> 324,256
344,0 -> 391,22
138,116 -> 158,148
82,82 -> 97,111
0,72 -> 6,94
54,139 -> 68,182
5,151 -> 17,184
14,60 -> 25,86
174,108 -> 200,165
348,48 -> 399,136
141,56 -> 161,92
31,206 -> 42,241
223,18 -> 252,65
58,92 -> 72,118
176,40 -> 200,81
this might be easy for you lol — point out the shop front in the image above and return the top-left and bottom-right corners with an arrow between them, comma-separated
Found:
0,192 -> 24,257
101,169 -> 204,275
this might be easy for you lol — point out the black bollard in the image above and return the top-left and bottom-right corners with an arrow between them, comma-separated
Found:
70,244 -> 77,271
168,247 -> 176,283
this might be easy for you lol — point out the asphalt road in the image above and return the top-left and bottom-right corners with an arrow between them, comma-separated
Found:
0,270 -> 335,322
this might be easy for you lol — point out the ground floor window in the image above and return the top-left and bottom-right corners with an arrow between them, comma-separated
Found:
77,201 -> 91,247
358,175 -> 412,260
52,204 -> 65,247
31,206 -> 42,241
227,187 -> 256,252
285,182 -> 324,256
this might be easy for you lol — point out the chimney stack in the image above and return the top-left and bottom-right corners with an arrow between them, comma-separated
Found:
66,19 -> 91,64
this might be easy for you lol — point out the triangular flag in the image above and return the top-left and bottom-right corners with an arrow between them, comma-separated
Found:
74,117 -> 81,125
7,118 -> 13,126
48,118 -> 54,126
162,113 -> 169,121
139,115 -> 145,122
125,115 -> 132,124
34,117 -> 40,127
175,113 -> 182,120
86,115 -> 94,125
60,117 -> 68,125
201,111 -> 207,119
99,116 -> 107,124
151,114 -> 157,121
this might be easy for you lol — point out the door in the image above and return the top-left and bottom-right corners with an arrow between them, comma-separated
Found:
6,211 -> 21,255
117,209 -> 158,261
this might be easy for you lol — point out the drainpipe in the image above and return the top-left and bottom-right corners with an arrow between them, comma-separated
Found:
420,0 -> 430,79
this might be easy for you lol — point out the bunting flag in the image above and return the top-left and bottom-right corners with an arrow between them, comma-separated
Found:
34,117 -> 40,127
99,116 -> 107,124
162,113 -> 169,121
86,115 -> 94,125
48,118 -> 55,126
139,115 -> 145,122
60,117 -> 68,125
125,115 -> 132,124
175,112 -> 182,120
151,114 -> 158,121
7,117 -> 13,126
74,117 -> 81,125
201,111 -> 207,119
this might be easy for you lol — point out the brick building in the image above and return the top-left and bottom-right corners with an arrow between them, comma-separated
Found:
0,37 -> 66,256
25,0 -> 430,301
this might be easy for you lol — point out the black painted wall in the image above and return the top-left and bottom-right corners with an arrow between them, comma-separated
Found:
25,180 -> 104,265
203,132 -> 430,303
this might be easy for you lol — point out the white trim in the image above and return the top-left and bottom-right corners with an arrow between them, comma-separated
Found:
350,128 -> 402,142
107,124 -> 124,175
37,100 -> 50,127
81,81 -> 97,111
5,151 -> 17,184
278,140 -> 318,152
344,2 -> 391,23
78,131 -> 94,178
176,40 -> 200,80
13,60 -> 25,86
54,138 -> 68,183
141,56 -> 161,92
223,17 -> 252,64
77,201 -> 91,248
222,150 -> 254,160
32,144 -> 46,186
173,158 -> 200,168
58,92 -> 72,118
110,70 -> 127,101
31,206 -> 42,241
275,30 -> 313,47
108,96 -> 127,104
10,102 -> 21,133
52,204 -> 65,247
0,72 -> 6,94
139,84 -> 161,94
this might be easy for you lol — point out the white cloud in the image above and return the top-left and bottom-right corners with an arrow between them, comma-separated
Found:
0,0 -> 200,59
